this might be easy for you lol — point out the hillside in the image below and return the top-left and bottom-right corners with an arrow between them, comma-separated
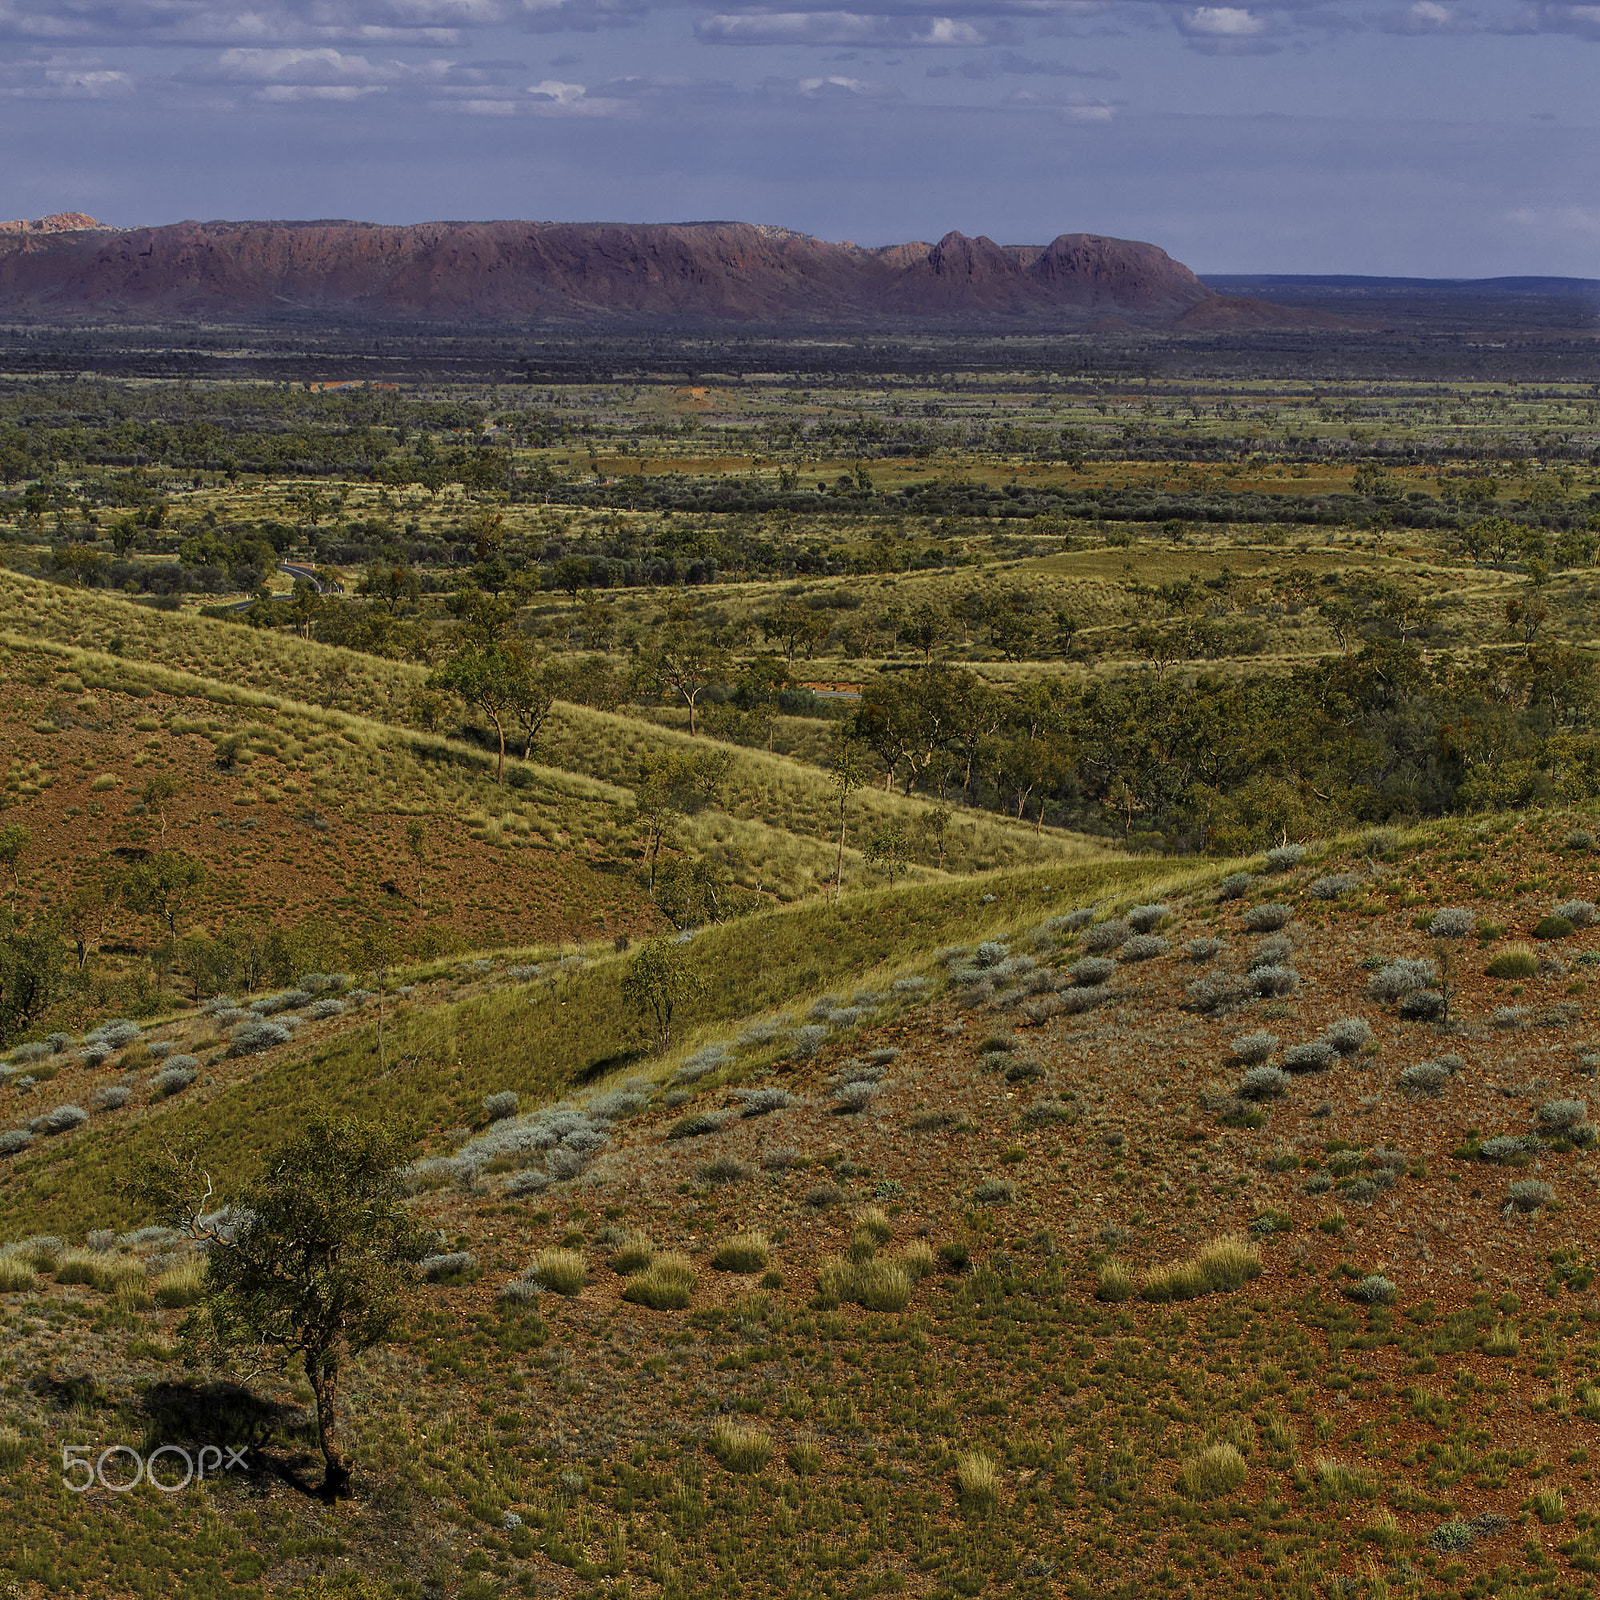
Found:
7,821 -> 1600,1597
0,217 -> 1325,327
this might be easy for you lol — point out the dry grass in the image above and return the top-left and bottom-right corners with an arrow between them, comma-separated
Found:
621,1252 -> 697,1310
708,1419 -> 773,1474
529,1248 -> 586,1296
711,1231 -> 771,1273
1176,1443 -> 1248,1501
955,1450 -> 1000,1515
1141,1234 -> 1262,1303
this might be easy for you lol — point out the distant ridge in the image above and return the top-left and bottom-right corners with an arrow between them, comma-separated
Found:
0,215 -> 1336,328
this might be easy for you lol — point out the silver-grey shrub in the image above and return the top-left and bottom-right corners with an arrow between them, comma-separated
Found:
1265,844 -> 1307,873
1238,1066 -> 1290,1101
1126,903 -> 1171,933
733,1088 -> 793,1118
587,1088 -> 649,1120
1184,937 -> 1224,963
1505,1180 -> 1553,1213
1398,990 -> 1446,1022
1399,1061 -> 1450,1094
1554,900 -> 1598,929
251,990 -> 311,1016
1480,1134 -> 1538,1163
147,1039 -> 177,1059
1537,1098 -> 1587,1131
1250,934 -> 1295,969
420,1251 -> 477,1281
1367,958 -> 1437,1002
1082,919 -> 1132,953
973,942 -> 1010,969
1244,904 -> 1293,932
1186,976 -> 1249,1013
1283,1041 -> 1335,1072
1218,872 -> 1255,900
788,1024 -> 830,1059
151,1065 -> 197,1099
832,1080 -> 880,1113
307,998 -> 346,1021
1309,873 -> 1360,900
1119,934 -> 1171,962
0,1129 -> 31,1156
1232,1030 -> 1279,1064
1070,957 -> 1117,987
33,1105 -> 88,1135
78,1044 -> 113,1067
891,976 -> 930,995
1428,908 -> 1477,939
8,1042 -> 50,1066
1346,1274 -> 1396,1305
1060,985 -> 1111,1014
228,1019 -> 292,1056
1323,1018 -> 1373,1057
85,1020 -> 141,1049
92,1084 -> 132,1111
483,1091 -> 520,1122
1250,965 -> 1300,998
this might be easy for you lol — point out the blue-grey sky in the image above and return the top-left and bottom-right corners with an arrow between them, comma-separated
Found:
0,0 -> 1594,276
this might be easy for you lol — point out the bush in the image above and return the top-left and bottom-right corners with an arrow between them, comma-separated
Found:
788,1023 -> 830,1058
1538,1098 -> 1587,1131
0,1254 -> 37,1292
1323,1018 -> 1373,1057
1506,1179 -> 1553,1213
622,1252 -> 696,1309
1119,934 -> 1170,962
1429,908 -> 1477,939
1238,1066 -> 1290,1101
610,1232 -> 653,1274
1082,919 -> 1131,953
955,1451 -> 1000,1515
1398,989 -> 1446,1022
34,1105 -> 87,1135
1142,1234 -> 1261,1302
419,1251 -> 478,1282
1283,1041 -> 1334,1073
1097,1259 -> 1135,1302
151,1257 -> 207,1307
708,1418 -> 772,1474
832,1081 -> 880,1113
1126,903 -> 1171,933
1363,958 -> 1433,1002
1480,1134 -> 1538,1163
1492,1006 -> 1530,1029
150,1065 -> 197,1099
228,1019 -> 292,1056
91,1084 -> 131,1111
1184,937 -> 1223,962
667,1110 -> 727,1140
1069,956 -> 1117,986
1186,976 -> 1249,1014
1264,844 -> 1306,873
1346,1274 -> 1396,1304
307,998 -> 346,1021
852,1258 -> 913,1312
1555,899 -> 1597,928
482,1091 -> 520,1122
1176,1442 -> 1248,1501
1399,1061 -> 1451,1094
1534,915 -> 1575,941
0,1130 -> 33,1156
974,1177 -> 1016,1204
85,1020 -> 141,1049
1231,1030 -> 1278,1064
733,1088 -> 793,1118
712,1231 -> 770,1272
1486,944 -> 1539,979
1243,903 -> 1292,932
1250,965 -> 1299,998
1218,872 -> 1255,900
528,1248 -> 586,1296
698,1155 -> 755,1184
1309,873 -> 1360,900
251,989 -> 311,1016
802,1182 -> 844,1209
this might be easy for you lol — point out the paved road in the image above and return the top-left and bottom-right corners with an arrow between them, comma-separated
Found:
230,562 -> 345,610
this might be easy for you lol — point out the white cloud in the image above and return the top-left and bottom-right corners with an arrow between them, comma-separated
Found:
697,10 -> 1007,45
1507,204 -> 1600,240
0,55 -> 134,97
1182,6 -> 1266,35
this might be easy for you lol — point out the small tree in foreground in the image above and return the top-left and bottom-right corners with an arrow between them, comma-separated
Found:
140,1116 -> 429,1498
621,938 -> 705,1050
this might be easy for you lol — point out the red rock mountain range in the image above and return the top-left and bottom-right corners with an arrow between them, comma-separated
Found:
0,215 -> 1322,327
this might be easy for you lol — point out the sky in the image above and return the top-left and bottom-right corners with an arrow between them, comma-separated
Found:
0,0 -> 1595,277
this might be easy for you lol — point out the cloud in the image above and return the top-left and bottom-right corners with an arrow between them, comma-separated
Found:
927,48 -> 1118,76
697,10 -> 1017,45
1526,1 -> 1600,36
1000,84 -> 1116,116
1181,6 -> 1266,35
0,53 -> 134,97
796,70 -> 901,91
1507,204 -> 1600,240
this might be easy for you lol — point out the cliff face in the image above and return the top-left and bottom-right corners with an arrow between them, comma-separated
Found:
0,216 -> 1308,326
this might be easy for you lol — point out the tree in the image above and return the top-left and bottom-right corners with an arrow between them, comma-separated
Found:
349,922 -> 400,1071
0,918 -> 65,1046
64,866 -> 119,970
357,562 -> 421,614
507,651 -> 557,760
427,646 -> 527,783
830,737 -> 870,903
898,603 -> 947,663
552,555 -> 590,606
139,1117 -> 429,1498
633,626 -> 731,736
921,805 -> 953,870
862,825 -> 908,886
139,773 -> 181,845
0,823 -> 28,900
620,938 -> 705,1050
121,850 -> 207,941
760,601 -> 828,663
629,750 -> 732,889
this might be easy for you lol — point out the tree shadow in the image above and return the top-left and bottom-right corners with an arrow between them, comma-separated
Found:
139,1380 -> 326,1500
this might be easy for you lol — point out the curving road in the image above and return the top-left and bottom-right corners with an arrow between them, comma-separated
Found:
230,562 -> 345,611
